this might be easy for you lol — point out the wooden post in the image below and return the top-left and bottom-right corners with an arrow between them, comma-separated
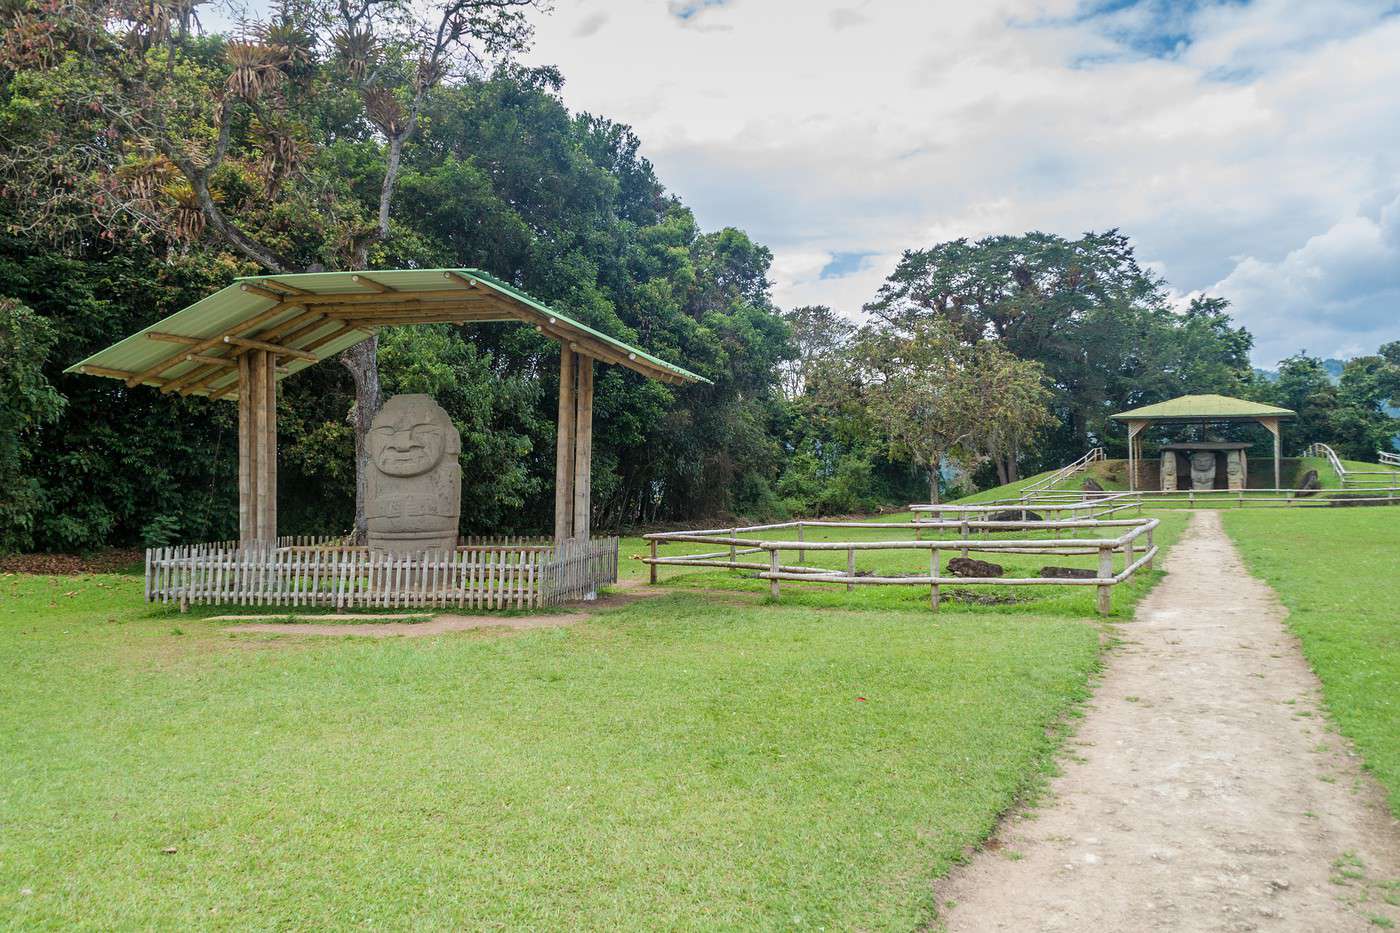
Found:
846,547 -> 855,592
238,353 -> 255,547
1096,545 -> 1112,615
1146,527 -> 1155,571
649,538 -> 657,585
1264,417 -> 1282,491
930,547 -> 940,612
572,354 -> 594,544
554,349 -> 576,543
796,522 -> 805,563
260,349 -> 277,545
769,549 -> 780,600
960,521 -> 969,559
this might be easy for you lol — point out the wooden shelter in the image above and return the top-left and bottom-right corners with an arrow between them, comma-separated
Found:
66,268 -> 708,549
1110,394 -> 1295,491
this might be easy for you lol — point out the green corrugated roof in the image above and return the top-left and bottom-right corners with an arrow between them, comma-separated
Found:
1111,394 -> 1295,421
65,268 -> 708,397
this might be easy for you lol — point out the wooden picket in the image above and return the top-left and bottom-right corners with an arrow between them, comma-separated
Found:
146,538 -> 617,611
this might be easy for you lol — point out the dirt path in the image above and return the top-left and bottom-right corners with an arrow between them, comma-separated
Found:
938,510 -> 1400,932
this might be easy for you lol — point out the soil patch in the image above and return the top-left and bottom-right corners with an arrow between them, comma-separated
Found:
224,582 -> 666,638
1,549 -> 143,575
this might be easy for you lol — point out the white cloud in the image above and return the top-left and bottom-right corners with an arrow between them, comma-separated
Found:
519,1 -> 1400,364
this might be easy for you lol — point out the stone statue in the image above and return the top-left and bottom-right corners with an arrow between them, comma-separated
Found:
1160,451 -> 1178,491
1225,450 -> 1245,491
365,394 -> 461,554
1189,450 -> 1217,490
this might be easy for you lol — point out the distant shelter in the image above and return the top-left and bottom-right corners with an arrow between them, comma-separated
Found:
1111,394 -> 1296,492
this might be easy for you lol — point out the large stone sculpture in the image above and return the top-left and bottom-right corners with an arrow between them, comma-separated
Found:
365,394 -> 461,554
1189,450 -> 1217,490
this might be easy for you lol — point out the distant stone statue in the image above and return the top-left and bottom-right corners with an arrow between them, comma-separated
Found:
1225,450 -> 1245,491
365,394 -> 461,554
1160,451 -> 1178,491
1189,450 -> 1217,490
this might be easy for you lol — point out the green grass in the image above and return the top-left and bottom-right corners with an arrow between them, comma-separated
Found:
1222,508 -> 1400,816
0,513 -> 1184,929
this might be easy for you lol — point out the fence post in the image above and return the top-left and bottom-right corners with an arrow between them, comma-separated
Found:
846,547 -> 855,593
1096,546 -> 1112,616
769,549 -> 780,601
930,546 -> 940,612
960,521 -> 969,559
729,528 -> 737,564
796,522 -> 805,563
649,538 -> 657,585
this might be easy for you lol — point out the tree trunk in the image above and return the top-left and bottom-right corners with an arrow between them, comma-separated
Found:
928,465 -> 941,504
995,457 -> 1009,486
340,335 -> 384,542
1008,445 -> 1021,483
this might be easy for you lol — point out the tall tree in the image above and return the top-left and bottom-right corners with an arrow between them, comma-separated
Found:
0,0 -> 545,538
864,231 -> 1255,471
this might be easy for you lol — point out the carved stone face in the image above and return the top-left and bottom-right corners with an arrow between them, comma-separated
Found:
1190,451 -> 1216,487
369,398 -> 452,477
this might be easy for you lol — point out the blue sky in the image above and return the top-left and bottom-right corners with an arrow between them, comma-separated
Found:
522,0 -> 1400,365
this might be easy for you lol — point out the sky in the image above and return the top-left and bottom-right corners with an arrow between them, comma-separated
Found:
519,0 -> 1400,367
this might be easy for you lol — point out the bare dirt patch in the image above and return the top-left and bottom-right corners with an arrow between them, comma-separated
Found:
223,582 -> 668,638
937,510 -> 1400,932
1,549 -> 143,575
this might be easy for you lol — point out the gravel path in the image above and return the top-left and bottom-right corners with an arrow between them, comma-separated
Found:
938,509 -> 1400,932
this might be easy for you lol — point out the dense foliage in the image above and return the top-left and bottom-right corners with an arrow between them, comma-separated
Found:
1,6 -> 1396,552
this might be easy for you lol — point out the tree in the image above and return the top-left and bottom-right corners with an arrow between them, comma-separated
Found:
0,299 -> 65,551
779,304 -> 853,401
831,322 -> 971,504
864,231 -> 1255,471
0,0 -> 546,539
965,343 -> 1055,485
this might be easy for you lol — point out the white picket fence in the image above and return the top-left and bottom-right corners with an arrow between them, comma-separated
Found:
145,536 -> 618,611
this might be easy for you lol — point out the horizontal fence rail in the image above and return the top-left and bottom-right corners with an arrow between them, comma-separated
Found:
1382,451 -> 1400,467
1001,485 -> 1400,509
642,517 -> 1158,615
146,538 -> 618,612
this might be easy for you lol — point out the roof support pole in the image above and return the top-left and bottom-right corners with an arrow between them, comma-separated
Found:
554,348 -> 577,544
1262,416 -> 1281,491
238,352 -> 256,548
263,349 -> 278,545
572,354 -> 594,545
248,349 -> 278,546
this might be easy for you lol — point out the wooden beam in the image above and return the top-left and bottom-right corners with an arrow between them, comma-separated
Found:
351,273 -> 393,292
185,353 -> 239,367
222,335 -> 318,362
573,354 -> 594,543
125,300 -> 298,386
159,362 -> 222,395
79,364 -> 145,381
146,332 -> 201,345
257,279 -> 313,296
240,283 -> 289,301
554,349 -> 576,543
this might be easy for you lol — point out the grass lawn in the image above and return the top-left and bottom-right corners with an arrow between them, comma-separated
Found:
1222,507 -> 1400,816
1,512 -> 1185,929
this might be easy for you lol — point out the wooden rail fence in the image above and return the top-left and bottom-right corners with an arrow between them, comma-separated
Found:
643,517 -> 1158,615
146,537 -> 618,611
